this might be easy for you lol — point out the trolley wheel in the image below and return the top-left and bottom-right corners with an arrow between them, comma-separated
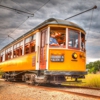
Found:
75,78 -> 78,81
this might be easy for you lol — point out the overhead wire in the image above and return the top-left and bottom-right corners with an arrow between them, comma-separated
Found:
11,0 -> 50,14
64,5 -> 97,41
7,0 -> 51,38
0,5 -> 34,16
87,1 -> 100,39
8,0 -> 51,35
11,0 -> 31,14
0,1 -> 31,44
86,9 -> 94,40
0,16 -> 29,45
0,0 -> 2,4
0,2 -> 34,45
33,0 -> 50,14
0,0 -> 51,46
8,16 -> 30,37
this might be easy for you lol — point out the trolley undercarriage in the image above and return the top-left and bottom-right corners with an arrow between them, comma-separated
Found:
2,70 -> 87,85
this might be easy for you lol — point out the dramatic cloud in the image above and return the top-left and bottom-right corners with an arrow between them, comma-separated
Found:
0,0 -> 100,63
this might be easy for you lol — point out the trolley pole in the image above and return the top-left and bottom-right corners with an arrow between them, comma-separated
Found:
65,5 -> 97,20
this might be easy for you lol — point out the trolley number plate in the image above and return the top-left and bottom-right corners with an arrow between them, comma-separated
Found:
51,55 -> 64,62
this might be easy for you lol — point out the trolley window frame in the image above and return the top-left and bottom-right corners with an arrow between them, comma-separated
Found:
49,27 -> 66,48
68,29 -> 80,50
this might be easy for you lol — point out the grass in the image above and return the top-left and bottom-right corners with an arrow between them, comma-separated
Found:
62,74 -> 100,88
81,74 -> 100,88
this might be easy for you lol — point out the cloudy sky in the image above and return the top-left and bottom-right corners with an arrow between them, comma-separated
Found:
0,0 -> 100,63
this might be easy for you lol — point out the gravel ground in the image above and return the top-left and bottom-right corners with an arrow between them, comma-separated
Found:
0,81 -> 98,100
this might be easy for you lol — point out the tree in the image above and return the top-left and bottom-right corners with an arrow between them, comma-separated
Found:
86,60 -> 100,74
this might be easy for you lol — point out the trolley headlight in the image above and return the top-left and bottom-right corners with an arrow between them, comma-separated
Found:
51,55 -> 64,62
80,53 -> 86,58
72,53 -> 78,59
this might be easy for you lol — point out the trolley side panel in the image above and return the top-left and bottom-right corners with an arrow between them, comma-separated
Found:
48,49 -> 86,71
0,52 -> 36,72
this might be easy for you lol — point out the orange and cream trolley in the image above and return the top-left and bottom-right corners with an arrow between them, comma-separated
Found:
0,18 -> 87,84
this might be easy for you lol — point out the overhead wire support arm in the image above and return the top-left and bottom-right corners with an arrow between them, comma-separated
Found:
65,5 -> 97,20
8,35 -> 15,40
0,4 -> 34,16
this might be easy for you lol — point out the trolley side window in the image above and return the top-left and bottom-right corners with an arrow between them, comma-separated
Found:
81,33 -> 85,51
30,34 -> 36,52
0,55 -> 2,62
0,52 -> 5,62
68,29 -> 80,49
25,34 -> 36,54
14,44 -> 17,58
5,47 -> 12,60
0,55 -> 3,62
13,41 -> 23,58
49,27 -> 66,48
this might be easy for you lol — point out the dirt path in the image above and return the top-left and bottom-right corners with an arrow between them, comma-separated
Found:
0,81 -> 97,100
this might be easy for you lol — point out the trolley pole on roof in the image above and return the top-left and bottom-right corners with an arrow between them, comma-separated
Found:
65,5 -> 97,20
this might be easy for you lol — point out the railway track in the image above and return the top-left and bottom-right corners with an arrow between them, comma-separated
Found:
61,85 -> 100,90
37,85 -> 100,99
0,79 -> 100,100
57,86 -> 100,99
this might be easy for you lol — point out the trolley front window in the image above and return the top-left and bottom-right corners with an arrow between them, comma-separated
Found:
68,29 -> 80,49
49,27 -> 66,48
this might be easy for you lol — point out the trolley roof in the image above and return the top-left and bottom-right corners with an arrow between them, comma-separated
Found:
1,18 -> 85,50
34,18 -> 85,31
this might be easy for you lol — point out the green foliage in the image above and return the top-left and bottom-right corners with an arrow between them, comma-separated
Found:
86,60 -> 100,74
